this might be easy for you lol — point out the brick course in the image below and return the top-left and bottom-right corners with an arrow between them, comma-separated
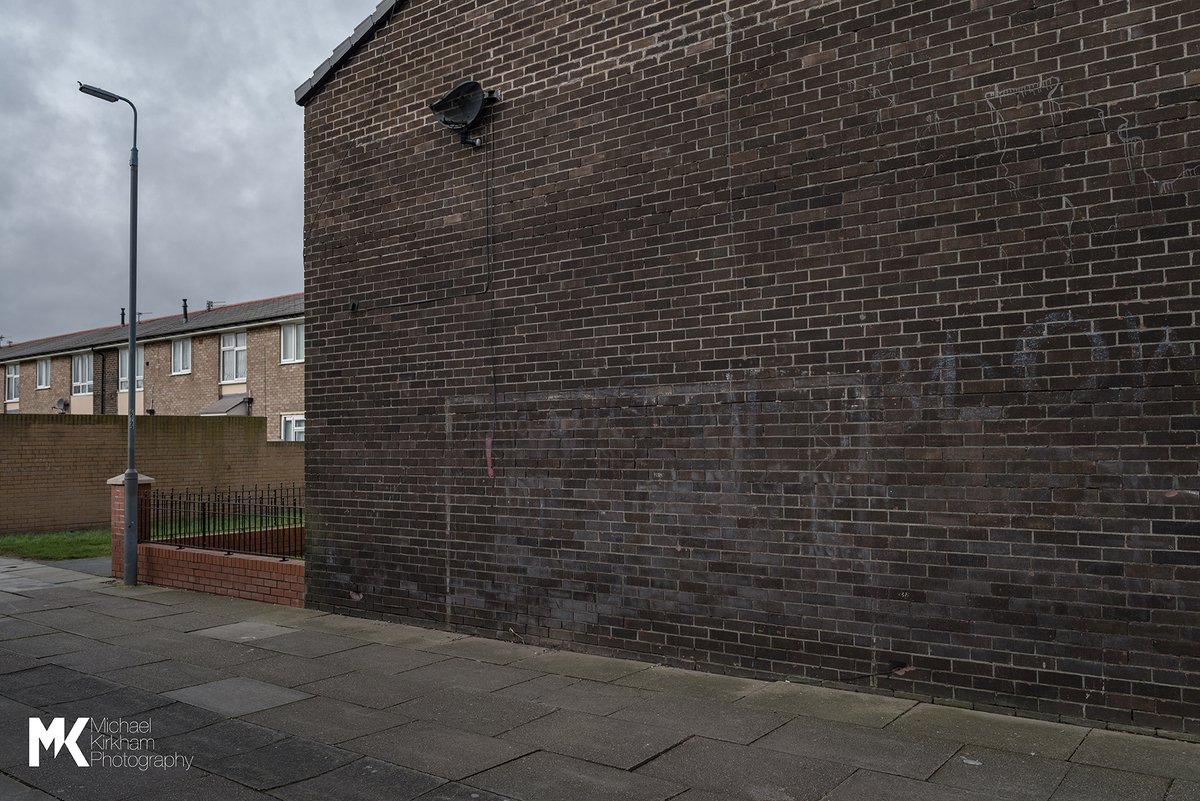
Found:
301,0 -> 1200,733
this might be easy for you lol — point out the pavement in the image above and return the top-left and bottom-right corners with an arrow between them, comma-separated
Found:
0,557 -> 1197,801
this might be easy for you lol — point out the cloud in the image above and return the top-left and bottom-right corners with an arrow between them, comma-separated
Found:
0,0 -> 378,343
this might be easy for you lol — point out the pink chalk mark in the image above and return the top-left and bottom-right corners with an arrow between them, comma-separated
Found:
485,434 -> 494,477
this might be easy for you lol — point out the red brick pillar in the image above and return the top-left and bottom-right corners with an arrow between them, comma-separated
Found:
108,474 -> 155,580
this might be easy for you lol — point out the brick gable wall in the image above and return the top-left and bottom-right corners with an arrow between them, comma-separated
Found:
302,0 -> 1200,733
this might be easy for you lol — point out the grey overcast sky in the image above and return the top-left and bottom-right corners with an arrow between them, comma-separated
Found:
0,0 -> 379,344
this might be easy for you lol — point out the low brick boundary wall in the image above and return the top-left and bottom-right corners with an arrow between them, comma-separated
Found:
110,477 -> 303,606
134,544 -> 304,607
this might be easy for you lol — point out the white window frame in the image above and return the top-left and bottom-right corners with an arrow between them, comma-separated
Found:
280,323 -> 304,364
36,358 -> 50,389
4,364 -> 18,403
220,331 -> 247,383
71,354 -> 93,396
119,345 -> 145,392
281,414 -> 305,442
171,338 -> 192,375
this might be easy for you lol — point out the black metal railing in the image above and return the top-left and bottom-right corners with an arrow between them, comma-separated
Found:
148,484 -> 304,559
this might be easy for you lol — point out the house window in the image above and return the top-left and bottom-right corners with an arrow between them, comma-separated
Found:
4,364 -> 17,402
36,358 -> 50,389
119,345 -> 145,392
220,331 -> 247,382
281,323 -> 304,364
281,414 -> 305,442
72,354 -> 93,395
171,338 -> 191,375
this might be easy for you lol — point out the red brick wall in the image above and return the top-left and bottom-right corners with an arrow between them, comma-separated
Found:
301,1 -> 1200,733
0,415 -> 303,534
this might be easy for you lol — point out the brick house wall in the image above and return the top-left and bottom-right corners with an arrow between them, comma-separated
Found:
247,325 -> 305,441
1,319 -> 304,438
143,333 -> 220,416
300,0 -> 1200,732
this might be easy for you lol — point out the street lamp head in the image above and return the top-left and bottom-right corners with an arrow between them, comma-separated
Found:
78,82 -> 120,102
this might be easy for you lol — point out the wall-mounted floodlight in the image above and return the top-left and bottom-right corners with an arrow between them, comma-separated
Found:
429,80 -> 499,147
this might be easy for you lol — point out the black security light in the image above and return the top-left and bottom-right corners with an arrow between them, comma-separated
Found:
429,80 -> 498,147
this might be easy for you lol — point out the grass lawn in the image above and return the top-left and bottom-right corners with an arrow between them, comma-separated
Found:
0,529 -> 111,560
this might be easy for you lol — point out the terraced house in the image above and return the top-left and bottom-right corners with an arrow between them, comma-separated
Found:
0,294 -> 305,441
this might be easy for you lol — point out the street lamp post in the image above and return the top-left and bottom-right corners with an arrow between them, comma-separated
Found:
79,81 -> 139,586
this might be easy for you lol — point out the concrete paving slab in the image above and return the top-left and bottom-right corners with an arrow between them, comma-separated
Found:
254,629 -> 368,657
123,701 -> 225,738
124,773 -> 278,801
0,696 -> 46,768
613,694 -> 791,744
932,746 -> 1071,799
243,696 -> 408,744
105,629 -> 274,669
0,596 -> 76,615
0,618 -> 55,640
470,750 -> 683,801
242,605 -> 327,626
757,715 -> 961,780
616,665 -> 762,701
886,703 -> 1088,760
1170,780 -> 1200,801
5,752 -> 193,801
524,676 -> 659,716
636,736 -> 855,801
5,674 -> 121,707
194,621 -> 299,642
93,583 -> 186,602
43,684 -> 173,720
205,737 -> 357,791
164,676 -> 311,716
1072,730 -> 1200,782
294,614 -> 407,639
84,597 -> 187,620
822,769 -> 1009,801
101,659 -> 227,693
0,651 -> 40,674
0,631 -> 94,657
399,657 -> 545,692
231,653 -> 357,688
0,664 -> 83,693
14,607 -> 145,640
0,774 -> 56,801
269,756 -> 445,801
344,720 -> 535,780
513,650 -> 652,682
412,782 -> 514,801
147,610 -> 240,632
738,681 -> 915,727
155,719 -> 287,764
397,687 -> 554,736
1050,764 -> 1170,801
426,636 -> 548,665
44,643 -> 163,673
316,619 -> 465,649
297,669 -> 439,709
503,708 -> 687,769
315,642 -> 448,675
